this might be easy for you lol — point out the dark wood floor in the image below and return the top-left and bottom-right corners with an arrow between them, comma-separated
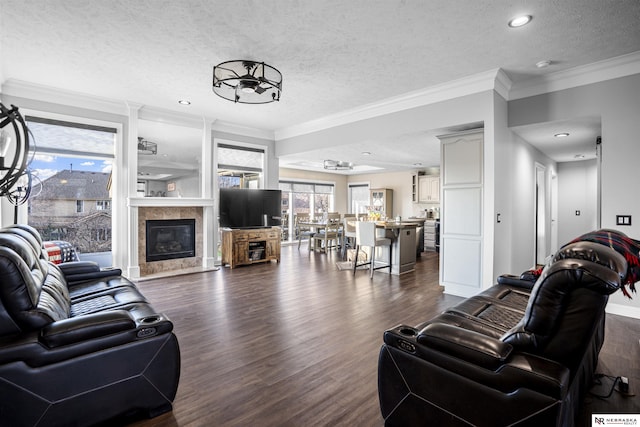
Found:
128,245 -> 640,427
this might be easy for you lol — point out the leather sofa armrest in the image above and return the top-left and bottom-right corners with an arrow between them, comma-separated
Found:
58,260 -> 101,275
416,323 -> 513,369
58,261 -> 123,285
497,274 -> 536,289
39,310 -> 136,348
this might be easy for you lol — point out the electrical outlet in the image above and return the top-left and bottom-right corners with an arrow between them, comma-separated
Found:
620,376 -> 629,393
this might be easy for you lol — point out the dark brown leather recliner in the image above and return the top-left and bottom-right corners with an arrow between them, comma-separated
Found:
0,224 -> 180,427
378,238 -> 628,427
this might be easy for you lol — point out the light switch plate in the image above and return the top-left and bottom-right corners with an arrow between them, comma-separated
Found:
616,215 -> 632,226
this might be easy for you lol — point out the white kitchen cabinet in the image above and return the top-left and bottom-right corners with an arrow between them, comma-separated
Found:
418,175 -> 440,203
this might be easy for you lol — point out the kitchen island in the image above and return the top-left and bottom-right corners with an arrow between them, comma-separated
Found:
375,221 -> 418,275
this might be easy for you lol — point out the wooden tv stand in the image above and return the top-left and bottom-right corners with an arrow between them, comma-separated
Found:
221,227 -> 281,269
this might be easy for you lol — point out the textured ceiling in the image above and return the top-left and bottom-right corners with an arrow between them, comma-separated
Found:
2,0 -> 640,172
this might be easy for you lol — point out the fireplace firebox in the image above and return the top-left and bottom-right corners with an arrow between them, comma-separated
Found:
146,219 -> 196,262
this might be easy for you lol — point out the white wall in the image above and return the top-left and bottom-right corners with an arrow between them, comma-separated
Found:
509,73 -> 640,317
345,171 -> 410,218
491,92 -> 513,279
506,133 -> 557,273
557,159 -> 598,245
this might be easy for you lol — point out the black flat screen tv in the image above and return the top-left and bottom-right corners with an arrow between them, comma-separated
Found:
219,188 -> 282,229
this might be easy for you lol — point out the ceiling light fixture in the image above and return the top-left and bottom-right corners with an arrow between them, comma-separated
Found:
536,60 -> 552,68
361,151 -> 371,156
508,15 -> 532,28
137,137 -> 158,155
324,160 -> 353,171
213,60 -> 282,104
178,100 -> 191,105
554,132 -> 570,138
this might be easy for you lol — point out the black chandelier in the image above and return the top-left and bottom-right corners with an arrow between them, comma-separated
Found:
0,103 -> 31,198
6,169 -> 42,224
137,137 -> 157,155
212,60 -> 282,104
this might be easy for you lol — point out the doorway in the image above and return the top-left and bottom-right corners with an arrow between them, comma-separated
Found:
535,163 -> 547,266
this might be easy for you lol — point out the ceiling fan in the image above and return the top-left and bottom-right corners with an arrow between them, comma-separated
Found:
213,60 -> 282,104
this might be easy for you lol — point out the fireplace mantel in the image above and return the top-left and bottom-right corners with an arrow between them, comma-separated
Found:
127,201 -> 217,279
128,197 -> 215,208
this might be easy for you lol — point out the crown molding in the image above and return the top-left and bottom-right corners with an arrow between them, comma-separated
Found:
1,79 -> 129,115
138,105 -> 208,129
509,50 -> 640,100
212,119 -> 274,141
275,69 -> 503,141
493,69 -> 513,101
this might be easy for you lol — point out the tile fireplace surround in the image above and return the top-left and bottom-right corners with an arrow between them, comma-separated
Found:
137,206 -> 203,277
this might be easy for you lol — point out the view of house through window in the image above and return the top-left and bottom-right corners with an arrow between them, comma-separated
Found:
26,117 -> 116,266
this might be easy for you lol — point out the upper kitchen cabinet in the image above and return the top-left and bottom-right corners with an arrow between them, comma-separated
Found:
418,175 -> 440,203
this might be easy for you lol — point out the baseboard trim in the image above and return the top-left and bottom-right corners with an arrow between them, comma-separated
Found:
605,302 -> 640,319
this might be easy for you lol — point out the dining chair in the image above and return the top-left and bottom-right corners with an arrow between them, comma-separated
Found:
295,213 -> 315,250
353,221 -> 392,278
312,212 -> 341,252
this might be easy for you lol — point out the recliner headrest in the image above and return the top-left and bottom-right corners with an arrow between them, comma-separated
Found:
553,241 -> 627,284
502,243 -> 625,352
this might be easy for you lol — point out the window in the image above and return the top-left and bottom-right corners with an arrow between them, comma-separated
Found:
26,116 -> 115,257
349,183 -> 370,214
279,180 -> 335,241
96,200 -> 111,210
314,184 -> 333,216
218,143 -> 264,188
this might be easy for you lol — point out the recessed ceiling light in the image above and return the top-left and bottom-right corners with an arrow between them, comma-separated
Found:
574,154 -> 585,159
554,132 -> 570,138
508,15 -> 532,28
178,100 -> 191,105
413,163 -> 423,167
361,151 -> 371,156
536,60 -> 552,68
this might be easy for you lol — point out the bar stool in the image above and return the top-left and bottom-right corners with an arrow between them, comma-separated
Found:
353,221 -> 392,278
341,216 -> 357,259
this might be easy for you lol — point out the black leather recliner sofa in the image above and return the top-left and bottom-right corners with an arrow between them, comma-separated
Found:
0,224 -> 180,427
379,234 -> 632,427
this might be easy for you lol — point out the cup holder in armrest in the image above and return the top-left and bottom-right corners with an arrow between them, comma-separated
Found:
135,314 -> 173,339
140,315 -> 161,324
384,325 -> 419,354
399,327 -> 417,337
